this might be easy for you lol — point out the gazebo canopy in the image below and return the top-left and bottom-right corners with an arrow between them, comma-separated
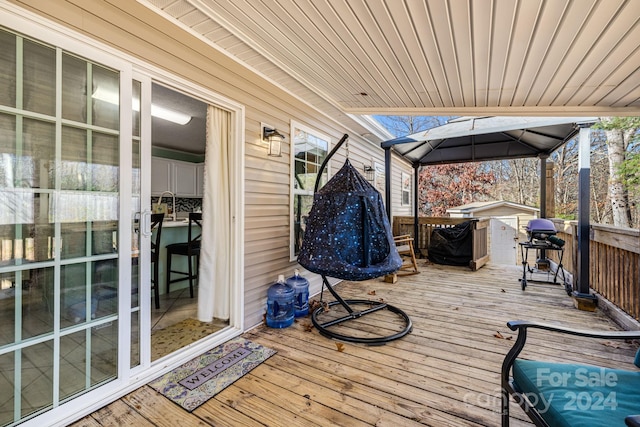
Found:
381,116 -> 599,165
380,115 -> 600,299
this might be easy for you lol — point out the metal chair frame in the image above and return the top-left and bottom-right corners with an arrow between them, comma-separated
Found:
165,212 -> 202,298
150,213 -> 164,309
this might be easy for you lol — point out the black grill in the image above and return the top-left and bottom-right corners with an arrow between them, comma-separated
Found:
526,218 -> 556,241
525,219 -> 564,247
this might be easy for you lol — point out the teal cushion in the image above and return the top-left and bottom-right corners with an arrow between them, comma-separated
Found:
513,359 -> 640,427
635,348 -> 640,369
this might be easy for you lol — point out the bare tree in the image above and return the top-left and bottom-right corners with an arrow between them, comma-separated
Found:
418,163 -> 495,216
552,141 -> 579,219
620,152 -> 640,228
590,138 -> 612,224
596,117 -> 640,228
376,115 -> 640,228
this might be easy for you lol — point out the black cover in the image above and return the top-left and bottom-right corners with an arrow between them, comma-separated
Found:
428,221 -> 473,266
297,160 -> 402,281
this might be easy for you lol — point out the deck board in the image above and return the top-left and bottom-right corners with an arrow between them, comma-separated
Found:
71,263 -> 639,426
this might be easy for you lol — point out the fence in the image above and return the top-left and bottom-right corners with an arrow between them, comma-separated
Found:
548,220 -> 640,321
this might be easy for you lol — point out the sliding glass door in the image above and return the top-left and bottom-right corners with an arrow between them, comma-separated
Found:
0,27 -> 125,426
130,74 -> 153,371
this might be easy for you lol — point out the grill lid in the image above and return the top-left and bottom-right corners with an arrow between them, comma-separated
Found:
526,218 -> 556,233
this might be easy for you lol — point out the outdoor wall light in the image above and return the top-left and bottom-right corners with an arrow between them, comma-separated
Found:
363,165 -> 375,182
262,126 -> 285,157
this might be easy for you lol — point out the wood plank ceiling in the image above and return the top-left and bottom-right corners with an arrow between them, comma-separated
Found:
142,0 -> 640,121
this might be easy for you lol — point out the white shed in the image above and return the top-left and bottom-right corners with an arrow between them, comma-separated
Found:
447,201 -> 539,265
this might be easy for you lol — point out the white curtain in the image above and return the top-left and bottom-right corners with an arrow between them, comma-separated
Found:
198,105 -> 231,321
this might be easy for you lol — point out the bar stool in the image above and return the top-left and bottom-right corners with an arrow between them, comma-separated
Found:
165,212 -> 202,298
150,213 -> 164,309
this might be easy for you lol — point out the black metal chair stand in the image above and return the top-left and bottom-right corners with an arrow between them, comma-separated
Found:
311,275 -> 413,345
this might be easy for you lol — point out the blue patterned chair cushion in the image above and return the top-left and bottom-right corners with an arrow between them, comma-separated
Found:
513,359 -> 640,427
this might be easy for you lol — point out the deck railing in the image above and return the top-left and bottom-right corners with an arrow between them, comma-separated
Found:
393,216 -> 640,322
392,216 -> 489,271
547,219 -> 640,321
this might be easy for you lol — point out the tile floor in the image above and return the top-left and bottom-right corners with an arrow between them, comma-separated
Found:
151,286 -> 228,360
0,283 -> 226,425
151,286 -> 198,332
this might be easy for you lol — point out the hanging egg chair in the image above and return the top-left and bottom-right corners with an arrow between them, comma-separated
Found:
297,134 -> 412,344
297,159 -> 403,281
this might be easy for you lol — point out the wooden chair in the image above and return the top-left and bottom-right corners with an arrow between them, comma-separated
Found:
393,234 -> 419,275
165,212 -> 202,298
150,213 -> 164,309
384,234 -> 420,283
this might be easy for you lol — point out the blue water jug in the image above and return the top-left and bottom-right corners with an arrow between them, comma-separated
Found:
287,269 -> 309,317
266,275 -> 294,328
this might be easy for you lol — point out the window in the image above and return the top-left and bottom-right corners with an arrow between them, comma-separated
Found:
290,122 -> 330,259
401,172 -> 411,206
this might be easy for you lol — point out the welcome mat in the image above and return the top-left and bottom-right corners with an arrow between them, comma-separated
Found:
149,337 -> 276,411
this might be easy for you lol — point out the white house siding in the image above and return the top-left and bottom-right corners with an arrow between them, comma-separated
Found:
389,153 -> 414,217
11,0 -> 413,329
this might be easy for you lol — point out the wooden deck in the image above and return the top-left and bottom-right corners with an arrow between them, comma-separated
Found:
72,262 -> 639,426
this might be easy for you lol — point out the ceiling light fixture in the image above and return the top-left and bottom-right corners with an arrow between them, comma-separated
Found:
262,125 -> 285,157
92,87 -> 192,125
150,104 -> 192,125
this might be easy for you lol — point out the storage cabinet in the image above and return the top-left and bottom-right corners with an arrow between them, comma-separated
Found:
196,163 -> 205,197
173,161 -> 198,197
151,157 -> 172,195
151,157 -> 203,198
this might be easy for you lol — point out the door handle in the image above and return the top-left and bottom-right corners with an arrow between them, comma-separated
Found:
141,210 -> 152,237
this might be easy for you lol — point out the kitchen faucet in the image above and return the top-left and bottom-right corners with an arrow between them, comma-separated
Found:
157,191 -> 176,221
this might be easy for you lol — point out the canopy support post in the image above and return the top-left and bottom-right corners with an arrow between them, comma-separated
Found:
538,154 -> 548,262
573,123 -> 597,310
539,154 -> 548,219
413,163 -> 420,249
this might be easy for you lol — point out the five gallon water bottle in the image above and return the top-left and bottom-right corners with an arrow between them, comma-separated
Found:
266,275 -> 295,328
287,269 -> 309,317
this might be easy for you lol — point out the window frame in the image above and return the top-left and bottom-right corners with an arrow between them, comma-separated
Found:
289,121 -> 331,261
401,171 -> 411,207
373,161 -> 386,198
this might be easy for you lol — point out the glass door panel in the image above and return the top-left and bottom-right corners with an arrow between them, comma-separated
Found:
0,352 -> 14,423
61,53 -> 88,123
0,26 -> 124,426
130,79 -> 142,368
21,341 -> 54,419
23,39 -> 55,116
20,118 -> 56,189
92,65 -> 120,129
0,29 -> 16,108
